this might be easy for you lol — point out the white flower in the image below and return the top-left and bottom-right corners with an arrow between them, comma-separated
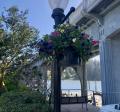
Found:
72,38 -> 76,43
60,29 -> 64,33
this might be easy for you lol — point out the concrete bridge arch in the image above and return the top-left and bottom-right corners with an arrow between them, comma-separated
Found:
69,0 -> 120,104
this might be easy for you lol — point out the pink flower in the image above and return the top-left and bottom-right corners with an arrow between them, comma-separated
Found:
92,40 -> 99,45
83,34 -> 89,39
51,31 -> 60,37
48,39 -> 52,43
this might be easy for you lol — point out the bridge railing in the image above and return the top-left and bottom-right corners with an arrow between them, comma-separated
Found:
62,89 -> 81,97
61,89 -> 102,106
62,89 -> 102,96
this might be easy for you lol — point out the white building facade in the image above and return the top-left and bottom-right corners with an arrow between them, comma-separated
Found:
69,0 -> 120,105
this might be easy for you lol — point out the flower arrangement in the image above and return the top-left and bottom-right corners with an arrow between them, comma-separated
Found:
37,24 -> 99,62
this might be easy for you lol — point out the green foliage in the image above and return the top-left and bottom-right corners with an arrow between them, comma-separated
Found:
0,91 -> 50,112
4,72 -> 19,91
4,73 -> 29,92
38,24 -> 99,61
0,6 -> 38,58
0,6 -> 38,69
62,67 -> 76,80
0,6 -> 39,93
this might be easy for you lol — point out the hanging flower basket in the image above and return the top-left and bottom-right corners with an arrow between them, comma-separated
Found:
37,24 -> 99,64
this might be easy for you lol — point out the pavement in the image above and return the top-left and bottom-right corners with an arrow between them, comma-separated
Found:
61,104 -> 100,112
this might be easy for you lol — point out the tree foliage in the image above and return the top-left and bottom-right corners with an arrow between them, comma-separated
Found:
0,6 -> 39,93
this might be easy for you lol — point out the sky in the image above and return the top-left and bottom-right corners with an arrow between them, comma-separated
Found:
0,0 -> 81,37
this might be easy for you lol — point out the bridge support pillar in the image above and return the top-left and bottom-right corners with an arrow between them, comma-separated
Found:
100,37 -> 120,105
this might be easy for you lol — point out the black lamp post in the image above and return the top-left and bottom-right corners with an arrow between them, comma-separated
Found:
52,8 -> 65,28
49,0 -> 68,27
48,0 -> 75,112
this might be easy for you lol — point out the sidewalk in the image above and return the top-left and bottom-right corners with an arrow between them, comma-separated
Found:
61,104 -> 100,112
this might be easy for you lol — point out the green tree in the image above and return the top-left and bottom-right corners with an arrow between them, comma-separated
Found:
0,6 -> 38,93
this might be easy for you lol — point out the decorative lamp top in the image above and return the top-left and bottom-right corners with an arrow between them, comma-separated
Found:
48,0 -> 69,10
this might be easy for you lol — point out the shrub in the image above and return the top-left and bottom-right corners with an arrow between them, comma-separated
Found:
0,91 -> 50,112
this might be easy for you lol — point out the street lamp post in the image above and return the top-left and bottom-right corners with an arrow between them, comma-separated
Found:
48,0 -> 75,112
48,0 -> 68,27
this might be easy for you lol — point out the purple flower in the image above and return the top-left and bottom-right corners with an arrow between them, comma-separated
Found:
43,41 -> 48,46
39,48 -> 44,52
37,40 -> 44,46
47,44 -> 53,49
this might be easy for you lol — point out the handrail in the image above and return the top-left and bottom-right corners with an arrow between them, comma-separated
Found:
62,89 -> 102,93
48,88 -> 102,106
